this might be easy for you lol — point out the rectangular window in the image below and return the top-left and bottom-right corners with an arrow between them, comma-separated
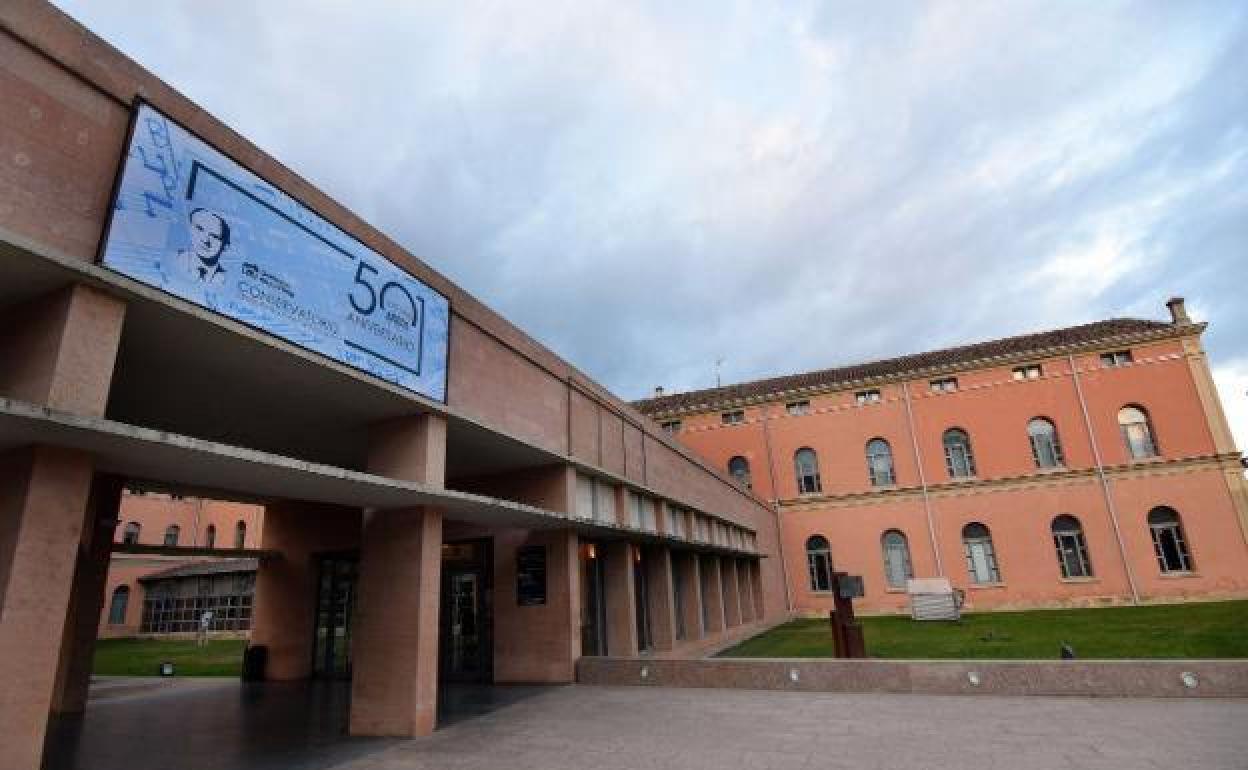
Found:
929,377 -> 958,393
1101,350 -> 1133,367
721,409 -> 745,425
785,400 -> 811,416
855,389 -> 881,404
594,481 -> 616,524
1012,364 -> 1042,380
575,474 -> 595,519
668,507 -> 685,538
660,420 -> 681,434
627,492 -> 656,531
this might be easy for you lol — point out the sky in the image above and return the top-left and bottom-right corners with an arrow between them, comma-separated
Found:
55,1 -> 1248,448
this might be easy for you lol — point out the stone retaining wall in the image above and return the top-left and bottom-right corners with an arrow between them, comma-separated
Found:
576,657 -> 1248,698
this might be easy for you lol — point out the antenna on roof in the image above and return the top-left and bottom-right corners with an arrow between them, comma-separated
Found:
715,356 -> 725,388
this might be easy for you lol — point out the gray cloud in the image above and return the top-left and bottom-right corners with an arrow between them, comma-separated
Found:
54,0 -> 1248,444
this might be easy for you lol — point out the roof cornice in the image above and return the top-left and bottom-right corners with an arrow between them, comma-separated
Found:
639,322 -> 1205,419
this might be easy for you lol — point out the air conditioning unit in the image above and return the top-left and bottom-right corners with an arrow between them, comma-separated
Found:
906,577 -> 962,621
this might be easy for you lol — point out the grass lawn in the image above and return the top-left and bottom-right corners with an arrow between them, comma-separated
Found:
93,638 -> 247,677
720,600 -> 1248,659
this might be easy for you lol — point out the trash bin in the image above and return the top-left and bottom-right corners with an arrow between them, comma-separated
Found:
241,644 -> 267,681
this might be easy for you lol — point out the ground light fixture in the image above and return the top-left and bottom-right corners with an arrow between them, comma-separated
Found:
159,661 -> 175,676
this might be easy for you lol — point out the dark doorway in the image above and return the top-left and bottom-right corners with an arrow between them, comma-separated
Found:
580,542 -> 607,655
312,553 -> 357,679
633,547 -> 652,652
440,538 -> 493,683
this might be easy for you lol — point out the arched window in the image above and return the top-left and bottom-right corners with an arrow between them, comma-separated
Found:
122,522 -> 140,545
866,438 -> 895,487
1051,515 -> 1092,578
1148,506 -> 1192,573
204,524 -> 216,549
1119,406 -> 1158,459
943,428 -> 977,478
805,535 -> 834,592
728,456 -> 752,488
881,530 -> 913,588
108,585 -> 129,625
1028,418 -> 1064,468
234,520 -> 247,549
962,522 -> 1000,584
794,448 -> 822,494
163,524 -> 180,547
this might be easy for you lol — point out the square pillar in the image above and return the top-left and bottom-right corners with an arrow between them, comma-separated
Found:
350,412 -> 446,737
250,502 -> 360,680
349,506 -> 442,736
613,486 -> 631,528
0,446 -> 96,770
51,475 -> 124,713
721,558 -> 742,628
673,552 -> 704,643
0,284 -> 126,416
737,558 -> 756,623
603,541 -> 638,656
699,555 -> 725,635
0,283 -> 123,770
643,546 -> 677,652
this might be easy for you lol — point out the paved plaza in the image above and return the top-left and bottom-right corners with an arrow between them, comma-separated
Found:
45,679 -> 1248,770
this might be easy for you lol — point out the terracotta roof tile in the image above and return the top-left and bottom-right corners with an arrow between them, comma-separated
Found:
634,318 -> 1177,415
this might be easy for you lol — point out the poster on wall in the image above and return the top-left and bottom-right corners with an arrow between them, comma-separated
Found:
97,101 -> 449,402
516,546 -> 547,606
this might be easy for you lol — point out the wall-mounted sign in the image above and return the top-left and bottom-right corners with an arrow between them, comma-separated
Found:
98,102 -> 449,402
516,545 -> 547,606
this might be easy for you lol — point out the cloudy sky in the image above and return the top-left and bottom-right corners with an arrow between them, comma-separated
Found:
56,1 -> 1248,446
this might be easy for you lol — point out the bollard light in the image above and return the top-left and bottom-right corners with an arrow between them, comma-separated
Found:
159,661 -> 175,677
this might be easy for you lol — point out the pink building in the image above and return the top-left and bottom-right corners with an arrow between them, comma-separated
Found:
99,490 -> 263,638
636,301 -> 1248,614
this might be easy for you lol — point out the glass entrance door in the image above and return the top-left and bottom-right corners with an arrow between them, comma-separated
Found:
313,554 -> 357,678
440,539 -> 492,683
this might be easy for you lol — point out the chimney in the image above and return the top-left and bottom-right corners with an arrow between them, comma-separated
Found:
654,386 -> 665,397
1166,297 -> 1190,325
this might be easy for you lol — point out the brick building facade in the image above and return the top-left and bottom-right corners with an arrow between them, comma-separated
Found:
636,300 -> 1248,614
99,491 -> 263,638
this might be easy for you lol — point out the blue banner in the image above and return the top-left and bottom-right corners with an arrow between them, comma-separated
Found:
99,102 -> 449,402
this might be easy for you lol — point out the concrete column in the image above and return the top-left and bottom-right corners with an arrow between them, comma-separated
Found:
350,412 -> 446,737
644,547 -> 677,652
0,446 -> 96,770
0,284 -> 127,416
0,283 -> 124,770
251,502 -> 360,680
737,558 -> 756,624
673,552 -> 704,643
51,475 -> 124,713
721,558 -> 742,628
700,555 -> 725,635
349,505 -> 442,736
614,486 -> 632,528
603,541 -> 638,656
